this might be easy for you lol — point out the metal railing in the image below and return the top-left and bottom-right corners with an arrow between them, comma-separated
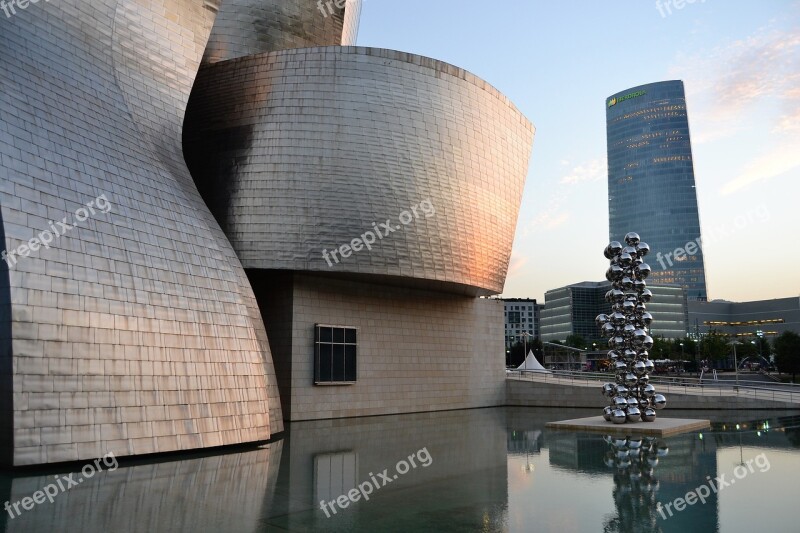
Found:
506,369 -> 800,404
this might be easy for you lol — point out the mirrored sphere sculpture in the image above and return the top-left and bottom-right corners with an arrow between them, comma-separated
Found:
599,234 -> 666,423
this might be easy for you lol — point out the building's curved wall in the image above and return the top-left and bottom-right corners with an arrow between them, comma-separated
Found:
185,47 -> 534,295
0,0 -> 282,465
202,0 -> 362,65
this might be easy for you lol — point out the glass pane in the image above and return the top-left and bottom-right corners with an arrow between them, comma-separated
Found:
345,345 -> 357,381
319,326 -> 332,343
333,327 -> 345,343
319,343 -> 332,382
332,344 -> 345,381
345,328 -> 357,344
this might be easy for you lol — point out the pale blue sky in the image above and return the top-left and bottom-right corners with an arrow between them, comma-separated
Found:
357,0 -> 800,302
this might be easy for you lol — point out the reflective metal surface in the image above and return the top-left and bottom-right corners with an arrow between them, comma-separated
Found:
202,0 -> 362,64
0,0 -> 283,465
185,47 -> 535,295
599,234 -> 666,422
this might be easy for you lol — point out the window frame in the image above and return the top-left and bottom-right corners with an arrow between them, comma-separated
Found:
314,324 -> 358,385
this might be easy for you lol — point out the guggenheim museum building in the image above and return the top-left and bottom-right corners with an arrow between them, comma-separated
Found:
0,0 -> 534,465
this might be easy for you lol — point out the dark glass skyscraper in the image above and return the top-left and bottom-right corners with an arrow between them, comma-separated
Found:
606,80 -> 708,300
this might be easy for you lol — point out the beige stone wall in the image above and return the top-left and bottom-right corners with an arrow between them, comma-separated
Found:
283,274 -> 506,421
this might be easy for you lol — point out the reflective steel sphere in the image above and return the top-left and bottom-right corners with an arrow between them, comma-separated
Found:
640,289 -> 653,303
641,408 -> 657,422
636,263 -> 652,279
636,242 -> 650,257
652,394 -> 667,410
603,406 -> 613,421
633,360 -> 647,376
624,232 -> 641,246
607,241 -> 623,257
626,407 -> 641,422
602,383 -> 616,398
611,409 -> 627,424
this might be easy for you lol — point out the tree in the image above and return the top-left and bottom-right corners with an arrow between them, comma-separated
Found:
650,336 -> 671,359
565,334 -> 587,350
774,331 -> 800,382
699,331 -> 729,363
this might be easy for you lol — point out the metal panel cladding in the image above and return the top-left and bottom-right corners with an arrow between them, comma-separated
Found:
202,0 -> 362,65
606,80 -> 708,300
0,0 -> 282,465
184,47 -> 535,296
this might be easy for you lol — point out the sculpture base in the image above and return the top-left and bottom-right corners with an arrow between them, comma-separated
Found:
546,416 -> 710,437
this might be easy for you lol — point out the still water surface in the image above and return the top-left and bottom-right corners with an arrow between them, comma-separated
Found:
1,407 -> 797,532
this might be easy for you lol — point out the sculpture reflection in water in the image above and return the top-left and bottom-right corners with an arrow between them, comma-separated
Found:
602,435 -> 669,532
597,232 -> 667,424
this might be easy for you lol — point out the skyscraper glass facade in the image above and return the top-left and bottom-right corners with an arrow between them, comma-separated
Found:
606,80 -> 708,300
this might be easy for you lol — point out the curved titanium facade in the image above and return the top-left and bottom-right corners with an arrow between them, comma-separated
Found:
185,47 -> 534,295
202,0 -> 362,65
606,80 -> 708,300
0,0 -> 282,465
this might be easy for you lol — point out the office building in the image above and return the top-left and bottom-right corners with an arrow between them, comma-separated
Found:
606,80 -> 708,300
540,281 -> 688,344
502,298 -> 542,348
688,298 -> 800,339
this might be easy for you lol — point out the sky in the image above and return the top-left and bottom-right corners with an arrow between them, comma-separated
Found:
356,0 -> 800,303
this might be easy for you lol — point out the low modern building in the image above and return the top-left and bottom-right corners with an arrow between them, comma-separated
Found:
502,298 -> 542,348
540,281 -> 688,344
688,298 -> 800,339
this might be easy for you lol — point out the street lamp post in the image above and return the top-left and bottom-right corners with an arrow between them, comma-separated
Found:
729,340 -> 741,389
518,331 -> 530,368
680,342 -> 684,360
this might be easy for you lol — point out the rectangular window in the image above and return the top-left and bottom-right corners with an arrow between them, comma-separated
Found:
315,324 -> 357,384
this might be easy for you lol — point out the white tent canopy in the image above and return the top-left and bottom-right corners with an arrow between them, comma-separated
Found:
517,350 -> 550,372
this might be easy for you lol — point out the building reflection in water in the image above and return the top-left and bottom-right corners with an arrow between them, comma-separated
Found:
0,409 -> 509,533
1,441 -> 283,533
0,409 -> 795,532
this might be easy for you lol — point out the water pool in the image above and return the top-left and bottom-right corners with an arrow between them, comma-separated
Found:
1,407 -> 797,532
